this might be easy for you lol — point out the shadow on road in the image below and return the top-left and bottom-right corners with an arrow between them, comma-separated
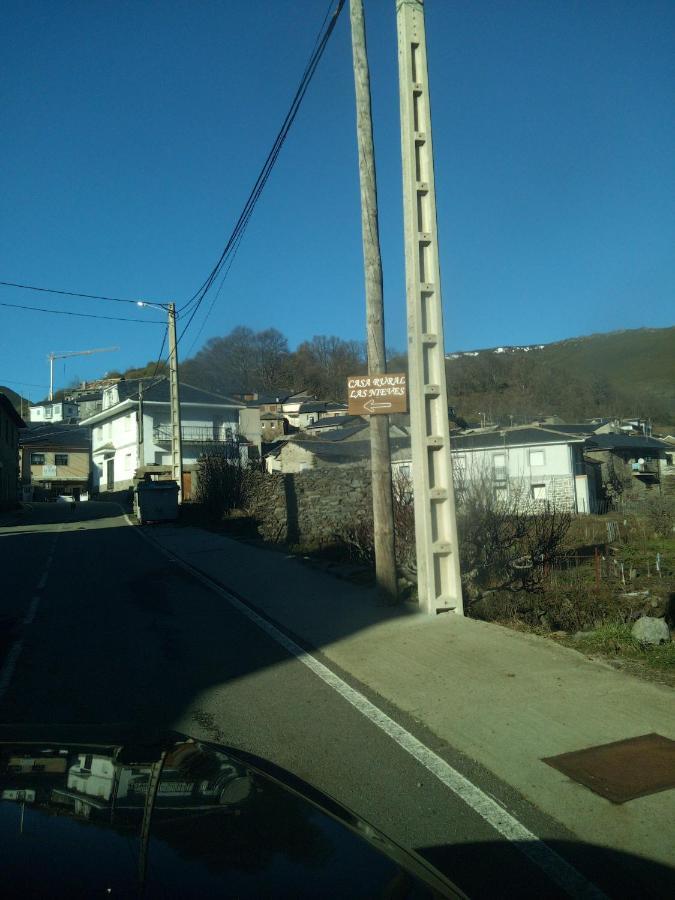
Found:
0,501 -> 413,735
416,840 -> 675,898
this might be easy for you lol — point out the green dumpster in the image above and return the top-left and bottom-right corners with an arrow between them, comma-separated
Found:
134,480 -> 179,525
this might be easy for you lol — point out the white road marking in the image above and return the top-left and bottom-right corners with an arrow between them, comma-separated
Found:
23,597 -> 40,626
0,641 -> 23,701
129,517 -> 604,899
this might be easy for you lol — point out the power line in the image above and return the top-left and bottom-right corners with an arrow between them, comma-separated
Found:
0,378 -> 50,389
141,1 -> 344,387
0,279 -> 163,307
0,300 -> 164,325
150,327 -> 168,380
174,0 -> 346,350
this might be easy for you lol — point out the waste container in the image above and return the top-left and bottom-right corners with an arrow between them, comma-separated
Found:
134,480 -> 179,525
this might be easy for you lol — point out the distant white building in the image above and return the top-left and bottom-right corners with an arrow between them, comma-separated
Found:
29,400 -> 79,424
81,380 -> 245,496
447,427 -> 594,513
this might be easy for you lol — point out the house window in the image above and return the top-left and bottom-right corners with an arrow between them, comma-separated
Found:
55,453 -> 68,466
493,453 -> 507,481
531,483 -> 547,500
529,449 -> 545,467
494,483 -> 508,503
31,452 -> 45,465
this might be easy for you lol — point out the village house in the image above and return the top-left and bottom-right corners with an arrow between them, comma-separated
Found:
20,423 -> 91,500
80,380 -> 246,498
260,411 -> 288,441
28,399 -> 79,424
0,393 -> 26,509
446,427 -> 594,513
583,432 -> 673,496
266,434 -> 413,474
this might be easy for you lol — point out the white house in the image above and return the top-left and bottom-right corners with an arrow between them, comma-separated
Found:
445,427 -> 594,513
81,379 -> 245,495
29,400 -> 79,423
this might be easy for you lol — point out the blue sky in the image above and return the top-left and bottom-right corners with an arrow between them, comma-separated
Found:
1,0 -> 673,400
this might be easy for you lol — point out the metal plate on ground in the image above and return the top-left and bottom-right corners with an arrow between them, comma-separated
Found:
542,733 -> 675,803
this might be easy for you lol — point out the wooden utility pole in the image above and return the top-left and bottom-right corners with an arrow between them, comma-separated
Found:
396,0 -> 463,614
167,303 -> 184,503
350,0 -> 398,602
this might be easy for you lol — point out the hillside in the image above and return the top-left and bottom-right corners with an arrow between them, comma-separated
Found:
0,385 -> 30,419
539,328 -> 675,407
445,326 -> 675,425
96,324 -> 673,427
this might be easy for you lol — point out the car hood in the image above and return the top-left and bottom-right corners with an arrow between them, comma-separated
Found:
0,725 -> 461,898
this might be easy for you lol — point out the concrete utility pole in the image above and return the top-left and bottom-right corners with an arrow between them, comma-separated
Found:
167,303 -> 184,502
350,0 -> 398,602
396,0 -> 463,614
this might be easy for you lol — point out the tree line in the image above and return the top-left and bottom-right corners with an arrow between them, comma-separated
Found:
115,324 -> 672,424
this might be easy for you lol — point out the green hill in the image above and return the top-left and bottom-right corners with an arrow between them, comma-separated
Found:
542,328 -> 675,408
446,326 -> 675,426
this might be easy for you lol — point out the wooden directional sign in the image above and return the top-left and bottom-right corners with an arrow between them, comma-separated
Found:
347,373 -> 408,415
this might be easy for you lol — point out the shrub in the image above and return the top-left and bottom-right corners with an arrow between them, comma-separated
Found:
196,444 -> 252,524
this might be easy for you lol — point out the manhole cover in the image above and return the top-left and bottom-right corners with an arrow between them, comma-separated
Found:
543,733 -> 675,803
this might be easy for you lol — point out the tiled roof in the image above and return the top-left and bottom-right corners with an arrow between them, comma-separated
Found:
305,415 -> 365,430
20,423 -> 90,449
585,434 -> 670,452
451,427 -> 584,451
115,379 -> 243,406
288,436 -> 411,464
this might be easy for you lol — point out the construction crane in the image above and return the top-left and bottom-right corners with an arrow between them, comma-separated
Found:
48,347 -> 119,400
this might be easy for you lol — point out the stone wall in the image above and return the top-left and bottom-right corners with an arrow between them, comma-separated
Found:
247,464 -> 372,547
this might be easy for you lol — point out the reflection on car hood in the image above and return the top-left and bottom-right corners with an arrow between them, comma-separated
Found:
0,725 -> 461,898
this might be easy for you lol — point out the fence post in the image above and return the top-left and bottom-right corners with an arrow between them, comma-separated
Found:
594,547 -> 601,589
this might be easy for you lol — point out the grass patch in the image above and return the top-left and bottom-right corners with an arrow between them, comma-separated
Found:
566,621 -> 675,685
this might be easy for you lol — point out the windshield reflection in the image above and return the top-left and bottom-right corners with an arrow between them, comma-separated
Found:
0,731 -> 456,898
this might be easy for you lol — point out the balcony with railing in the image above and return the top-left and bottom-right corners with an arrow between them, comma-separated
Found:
631,459 -> 660,477
153,424 -> 238,444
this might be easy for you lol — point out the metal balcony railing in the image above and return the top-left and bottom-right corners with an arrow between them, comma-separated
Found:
153,424 -> 238,443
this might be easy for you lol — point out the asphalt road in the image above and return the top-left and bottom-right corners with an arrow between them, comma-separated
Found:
0,502 -> 665,898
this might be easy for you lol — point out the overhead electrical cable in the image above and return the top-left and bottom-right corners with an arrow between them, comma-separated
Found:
0,300 -> 164,325
142,0 -> 344,390
174,0 -> 346,353
0,279 -> 162,307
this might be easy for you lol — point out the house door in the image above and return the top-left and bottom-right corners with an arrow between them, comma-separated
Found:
106,459 -> 114,491
213,417 -> 223,441
182,471 -> 192,500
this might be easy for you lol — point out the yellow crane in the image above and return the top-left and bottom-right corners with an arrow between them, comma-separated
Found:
48,347 -> 119,400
